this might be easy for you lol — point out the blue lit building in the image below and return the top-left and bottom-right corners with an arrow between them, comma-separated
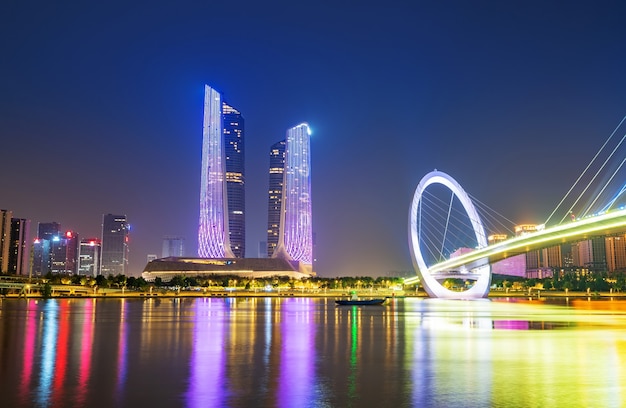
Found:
267,140 -> 286,258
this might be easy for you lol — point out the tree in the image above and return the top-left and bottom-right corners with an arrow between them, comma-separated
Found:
41,283 -> 52,298
95,274 -> 107,287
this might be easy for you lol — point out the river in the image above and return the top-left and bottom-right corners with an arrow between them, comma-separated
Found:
0,296 -> 625,407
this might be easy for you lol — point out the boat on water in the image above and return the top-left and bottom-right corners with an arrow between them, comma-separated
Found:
335,298 -> 387,306
335,291 -> 387,306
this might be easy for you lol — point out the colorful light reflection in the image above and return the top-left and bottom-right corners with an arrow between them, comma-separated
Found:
186,299 -> 226,407
278,298 -> 315,408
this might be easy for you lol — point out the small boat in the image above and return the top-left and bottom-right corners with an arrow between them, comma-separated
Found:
335,298 -> 387,306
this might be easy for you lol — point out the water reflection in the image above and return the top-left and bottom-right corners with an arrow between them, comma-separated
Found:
1,297 -> 626,407
36,300 -> 58,406
186,298 -> 226,407
278,298 -> 315,408
75,299 -> 94,407
116,299 -> 127,404
18,299 -> 37,405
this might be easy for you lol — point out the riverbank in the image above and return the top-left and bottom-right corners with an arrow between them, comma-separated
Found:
4,287 -> 626,299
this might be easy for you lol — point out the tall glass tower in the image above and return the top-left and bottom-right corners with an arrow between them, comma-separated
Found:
198,85 -> 245,258
223,102 -> 245,258
267,140 -> 286,257
101,214 -> 129,276
273,123 -> 313,272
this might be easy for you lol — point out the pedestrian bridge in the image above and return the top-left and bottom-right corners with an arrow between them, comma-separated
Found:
407,166 -> 626,299
429,207 -> 626,275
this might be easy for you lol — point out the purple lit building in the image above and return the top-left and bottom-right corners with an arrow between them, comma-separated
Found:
198,85 -> 244,258
273,123 -> 313,273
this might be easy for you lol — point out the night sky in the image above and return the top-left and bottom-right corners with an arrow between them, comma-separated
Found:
2,1 -> 626,277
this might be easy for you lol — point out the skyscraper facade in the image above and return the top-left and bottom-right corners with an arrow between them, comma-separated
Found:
50,231 -> 79,274
32,239 -> 50,276
223,102 -> 245,257
273,123 -> 313,273
0,210 -> 12,274
38,222 -> 61,241
162,236 -> 185,258
198,85 -> 243,258
267,140 -> 286,257
101,214 -> 129,275
78,238 -> 101,276
9,218 -> 30,275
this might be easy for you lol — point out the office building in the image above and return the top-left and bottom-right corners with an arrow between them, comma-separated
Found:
9,218 -> 30,275
50,231 -> 79,274
32,239 -> 51,276
31,221 -> 62,275
78,238 -> 101,276
198,85 -> 246,258
605,235 -> 626,272
162,236 -> 185,258
223,102 -> 245,257
38,222 -> 61,240
101,214 -> 129,275
0,210 -> 12,274
273,123 -> 313,273
267,140 -> 286,258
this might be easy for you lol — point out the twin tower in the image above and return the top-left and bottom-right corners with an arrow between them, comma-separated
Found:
198,85 -> 313,273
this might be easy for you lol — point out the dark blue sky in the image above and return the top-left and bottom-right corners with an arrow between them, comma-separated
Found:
2,1 -> 626,277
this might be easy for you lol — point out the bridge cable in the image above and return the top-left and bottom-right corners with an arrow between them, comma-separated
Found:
419,195 -> 476,261
420,192 -> 480,243
559,128 -> 626,223
419,193 -> 481,259
581,155 -> 626,217
468,194 -> 517,235
545,114 -> 626,226
439,192 -> 455,261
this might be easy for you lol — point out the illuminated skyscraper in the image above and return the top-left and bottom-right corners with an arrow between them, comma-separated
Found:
31,221 -> 61,275
267,140 -> 286,257
50,231 -> 79,274
9,218 -> 30,275
0,210 -> 12,274
78,238 -> 101,276
273,123 -> 313,273
223,102 -> 245,257
198,85 -> 245,258
101,214 -> 129,275
38,222 -> 60,241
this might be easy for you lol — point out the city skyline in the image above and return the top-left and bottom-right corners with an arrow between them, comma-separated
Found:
2,2 -> 626,277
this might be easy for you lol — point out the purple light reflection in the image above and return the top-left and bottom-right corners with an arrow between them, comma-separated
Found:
277,298 -> 315,408
493,320 -> 530,330
116,300 -> 128,404
186,299 -> 227,407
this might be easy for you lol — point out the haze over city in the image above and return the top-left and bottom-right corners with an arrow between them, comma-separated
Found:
2,1 -> 626,277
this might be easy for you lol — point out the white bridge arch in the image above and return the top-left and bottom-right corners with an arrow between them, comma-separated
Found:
409,170 -> 492,299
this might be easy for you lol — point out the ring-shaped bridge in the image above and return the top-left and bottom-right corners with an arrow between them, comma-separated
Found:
409,170 -> 492,299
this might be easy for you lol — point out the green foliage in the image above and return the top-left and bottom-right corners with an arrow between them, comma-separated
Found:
95,275 -> 107,287
41,283 -> 52,298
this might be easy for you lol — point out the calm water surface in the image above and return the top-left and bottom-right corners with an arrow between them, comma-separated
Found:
1,296 -> 625,407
